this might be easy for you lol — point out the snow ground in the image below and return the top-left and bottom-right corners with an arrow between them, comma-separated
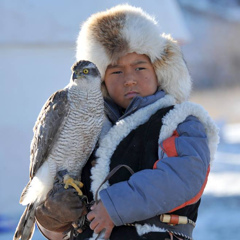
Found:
1,131 -> 240,240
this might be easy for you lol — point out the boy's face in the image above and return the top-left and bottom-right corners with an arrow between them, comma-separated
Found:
104,52 -> 158,109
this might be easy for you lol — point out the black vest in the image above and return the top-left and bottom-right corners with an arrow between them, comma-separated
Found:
109,106 -> 172,183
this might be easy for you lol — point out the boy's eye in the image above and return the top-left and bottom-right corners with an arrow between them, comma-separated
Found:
136,67 -> 145,71
112,71 -> 122,74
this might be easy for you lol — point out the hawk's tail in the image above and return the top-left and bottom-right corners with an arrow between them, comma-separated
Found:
13,204 -> 35,240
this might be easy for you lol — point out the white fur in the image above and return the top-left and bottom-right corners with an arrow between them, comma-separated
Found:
135,223 -> 166,235
159,101 -> 220,164
154,37 -> 192,103
122,6 -> 164,62
76,24 -> 109,79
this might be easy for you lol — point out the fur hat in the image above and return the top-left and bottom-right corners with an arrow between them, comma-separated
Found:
76,4 -> 191,103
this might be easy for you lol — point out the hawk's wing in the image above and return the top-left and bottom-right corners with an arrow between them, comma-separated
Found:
29,89 -> 69,179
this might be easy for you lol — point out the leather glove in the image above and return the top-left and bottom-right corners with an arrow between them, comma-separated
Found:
35,182 -> 87,232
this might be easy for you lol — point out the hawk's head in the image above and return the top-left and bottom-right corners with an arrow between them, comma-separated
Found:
71,60 -> 101,86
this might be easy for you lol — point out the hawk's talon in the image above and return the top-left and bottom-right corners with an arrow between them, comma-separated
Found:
63,174 -> 84,196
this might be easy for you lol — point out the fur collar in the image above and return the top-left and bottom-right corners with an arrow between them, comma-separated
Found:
160,101 -> 219,164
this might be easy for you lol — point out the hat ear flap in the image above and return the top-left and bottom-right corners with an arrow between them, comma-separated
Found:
153,35 -> 192,103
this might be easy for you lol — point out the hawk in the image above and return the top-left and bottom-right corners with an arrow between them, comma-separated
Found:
14,60 -> 104,240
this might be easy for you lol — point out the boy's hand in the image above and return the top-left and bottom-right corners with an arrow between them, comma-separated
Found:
87,201 -> 114,239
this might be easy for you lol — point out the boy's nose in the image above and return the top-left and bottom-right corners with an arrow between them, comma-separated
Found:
124,77 -> 137,86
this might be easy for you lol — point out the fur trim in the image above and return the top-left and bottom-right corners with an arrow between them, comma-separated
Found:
76,4 -> 191,103
135,223 -> 166,235
159,102 -> 220,164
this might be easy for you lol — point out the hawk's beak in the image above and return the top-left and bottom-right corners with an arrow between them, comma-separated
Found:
72,72 -> 83,81
72,72 -> 77,81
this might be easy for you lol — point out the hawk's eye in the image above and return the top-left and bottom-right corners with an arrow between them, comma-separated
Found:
83,68 -> 89,74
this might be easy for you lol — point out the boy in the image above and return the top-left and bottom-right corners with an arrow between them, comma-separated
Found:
36,4 -> 219,240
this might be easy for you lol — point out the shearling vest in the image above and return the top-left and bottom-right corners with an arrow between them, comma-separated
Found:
79,94 -> 220,240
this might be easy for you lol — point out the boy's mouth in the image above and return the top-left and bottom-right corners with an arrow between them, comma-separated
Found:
125,91 -> 139,99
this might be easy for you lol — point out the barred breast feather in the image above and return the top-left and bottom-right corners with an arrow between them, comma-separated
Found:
48,86 -> 104,178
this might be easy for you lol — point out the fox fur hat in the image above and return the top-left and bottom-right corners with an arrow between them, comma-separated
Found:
76,4 -> 191,103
